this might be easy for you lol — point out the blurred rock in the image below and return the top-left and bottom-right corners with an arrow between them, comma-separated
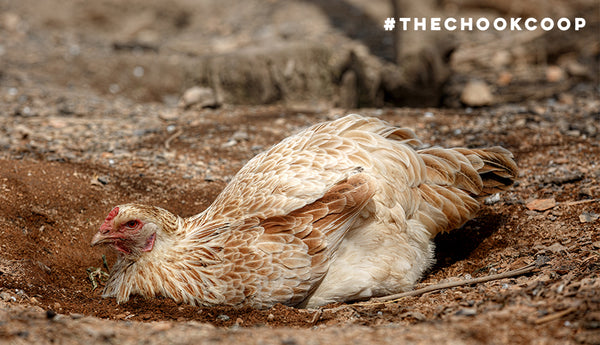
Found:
455,308 -> 477,317
496,72 -> 513,86
0,12 -> 21,32
546,66 -> 565,83
231,130 -> 249,141
461,81 -> 493,106
179,87 -> 219,109
546,242 -> 567,253
491,51 -> 511,68
159,110 -> 179,121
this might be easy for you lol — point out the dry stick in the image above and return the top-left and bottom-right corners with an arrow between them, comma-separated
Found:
165,129 -> 183,150
564,198 -> 600,206
371,263 -> 537,303
318,263 -> 538,317
534,307 -> 577,325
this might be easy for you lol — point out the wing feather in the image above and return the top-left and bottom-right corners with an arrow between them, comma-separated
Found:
236,173 -> 375,306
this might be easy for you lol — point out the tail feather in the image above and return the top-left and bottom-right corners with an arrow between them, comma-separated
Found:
452,147 -> 518,195
415,145 -> 518,237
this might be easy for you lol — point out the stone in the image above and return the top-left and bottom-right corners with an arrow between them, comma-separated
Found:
460,81 -> 493,106
180,86 -> 218,108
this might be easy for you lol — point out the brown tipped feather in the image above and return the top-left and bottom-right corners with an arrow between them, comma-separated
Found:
453,147 -> 518,195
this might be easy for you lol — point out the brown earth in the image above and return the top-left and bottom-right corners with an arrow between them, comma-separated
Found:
1,0 -> 599,344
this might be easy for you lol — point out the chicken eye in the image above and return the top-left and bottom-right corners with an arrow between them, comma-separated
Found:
125,220 -> 139,228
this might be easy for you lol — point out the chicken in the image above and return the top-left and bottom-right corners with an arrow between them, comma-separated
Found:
91,114 -> 518,308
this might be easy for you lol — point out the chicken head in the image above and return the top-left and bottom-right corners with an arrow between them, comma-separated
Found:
91,205 -> 169,257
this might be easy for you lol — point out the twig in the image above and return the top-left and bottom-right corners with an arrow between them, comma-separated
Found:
102,254 -> 109,272
564,199 -> 599,206
310,310 -> 322,324
165,129 -> 183,150
371,263 -> 537,303
534,307 -> 576,325
319,263 -> 539,315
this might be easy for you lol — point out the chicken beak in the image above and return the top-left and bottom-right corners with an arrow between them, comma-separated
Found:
92,218 -> 115,247
90,231 -> 111,247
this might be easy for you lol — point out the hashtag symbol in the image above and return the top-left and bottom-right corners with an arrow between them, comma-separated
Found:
383,17 -> 395,31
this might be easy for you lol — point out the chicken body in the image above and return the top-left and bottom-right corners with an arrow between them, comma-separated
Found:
91,114 -> 517,308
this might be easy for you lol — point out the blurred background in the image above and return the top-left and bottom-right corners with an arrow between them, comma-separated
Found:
0,0 -> 598,110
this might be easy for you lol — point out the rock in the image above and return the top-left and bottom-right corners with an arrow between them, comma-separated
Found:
231,130 -> 249,141
546,242 -> 567,253
222,139 -> 237,148
455,308 -> 477,317
159,110 -> 179,122
217,314 -> 230,321
579,212 -> 599,223
546,66 -> 565,83
14,124 -> 33,139
1,12 -> 22,32
496,72 -> 512,86
484,193 -> 501,205
0,292 -> 15,301
491,51 -> 511,68
460,81 -> 493,106
179,86 -> 219,109
525,198 -> 556,212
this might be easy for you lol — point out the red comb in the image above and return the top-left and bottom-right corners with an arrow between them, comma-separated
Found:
105,207 -> 119,222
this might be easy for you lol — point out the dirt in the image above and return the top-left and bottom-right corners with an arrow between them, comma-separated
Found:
1,0 -> 600,344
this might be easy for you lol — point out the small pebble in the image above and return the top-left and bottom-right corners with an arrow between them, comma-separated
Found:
180,86 -> 218,108
484,193 -> 501,205
455,308 -> 477,317
109,84 -> 120,94
579,212 -> 599,223
461,80 -> 493,106
46,310 -> 57,319
133,66 -> 144,78
97,176 -> 109,185
222,139 -> 237,148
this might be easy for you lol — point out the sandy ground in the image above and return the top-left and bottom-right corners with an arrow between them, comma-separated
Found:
0,0 -> 599,344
